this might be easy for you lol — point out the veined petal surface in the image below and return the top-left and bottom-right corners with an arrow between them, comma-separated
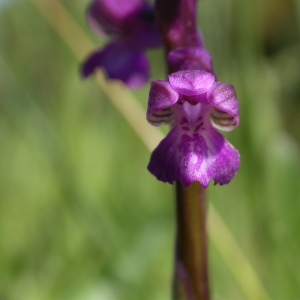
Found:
207,82 -> 240,131
169,70 -> 215,96
148,125 -> 240,187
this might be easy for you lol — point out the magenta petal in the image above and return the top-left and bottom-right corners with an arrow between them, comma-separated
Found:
82,41 -> 149,89
207,82 -> 240,131
169,70 -> 215,96
147,80 -> 179,126
148,126 -> 240,187
167,48 -> 214,74
147,81 -> 179,115
88,0 -> 148,35
148,128 -> 182,184
132,26 -> 162,49
212,138 -> 240,186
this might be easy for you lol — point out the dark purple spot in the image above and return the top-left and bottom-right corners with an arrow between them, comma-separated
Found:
181,117 -> 188,125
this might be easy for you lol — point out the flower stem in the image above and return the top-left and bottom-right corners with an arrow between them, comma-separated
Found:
155,0 -> 203,57
173,182 -> 210,300
155,0 -> 210,299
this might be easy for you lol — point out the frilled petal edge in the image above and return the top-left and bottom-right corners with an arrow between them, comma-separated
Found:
148,126 -> 240,187
82,41 -> 149,89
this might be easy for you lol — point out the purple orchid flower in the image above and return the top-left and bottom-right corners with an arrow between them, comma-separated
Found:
147,59 -> 240,187
82,0 -> 161,89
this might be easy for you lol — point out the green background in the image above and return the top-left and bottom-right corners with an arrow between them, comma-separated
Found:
0,0 -> 300,299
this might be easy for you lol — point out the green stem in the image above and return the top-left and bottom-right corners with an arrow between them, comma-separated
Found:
173,182 -> 210,300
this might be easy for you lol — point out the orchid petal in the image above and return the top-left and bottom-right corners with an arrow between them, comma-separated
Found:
169,70 -> 215,96
147,80 -> 179,126
82,41 -> 149,89
88,0 -> 148,35
207,82 -> 240,131
148,125 -> 240,187
131,26 -> 162,49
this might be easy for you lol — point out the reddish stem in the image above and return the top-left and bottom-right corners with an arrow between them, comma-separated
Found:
173,182 -> 210,300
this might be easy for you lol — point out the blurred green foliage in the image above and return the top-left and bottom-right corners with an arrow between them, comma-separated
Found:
0,0 -> 300,299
